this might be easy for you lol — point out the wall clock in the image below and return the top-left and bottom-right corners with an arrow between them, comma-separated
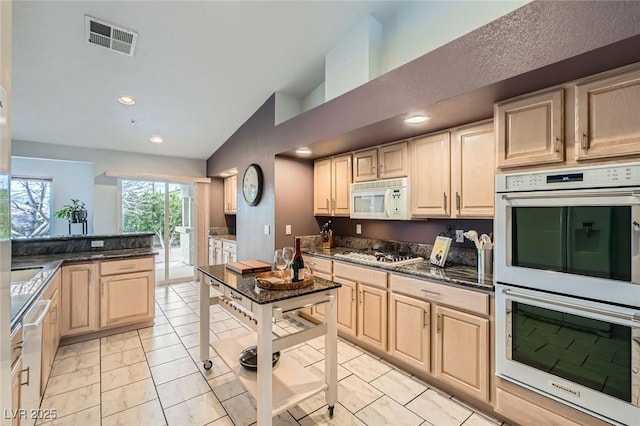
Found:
242,163 -> 263,206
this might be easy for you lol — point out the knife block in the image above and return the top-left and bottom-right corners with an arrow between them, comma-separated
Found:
322,230 -> 335,249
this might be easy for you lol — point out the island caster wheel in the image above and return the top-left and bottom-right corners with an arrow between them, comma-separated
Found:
203,359 -> 213,370
328,405 -> 335,418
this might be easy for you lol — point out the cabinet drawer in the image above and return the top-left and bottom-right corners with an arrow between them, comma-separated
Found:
333,261 -> 387,288
211,238 -> 223,248
303,256 -> 332,275
10,325 -> 22,367
100,257 -> 154,276
224,287 -> 252,311
222,241 -> 237,253
390,274 -> 488,316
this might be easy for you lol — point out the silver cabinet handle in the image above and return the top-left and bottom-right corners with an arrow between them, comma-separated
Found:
20,366 -> 30,386
351,288 -> 355,302
455,192 -> 461,212
209,279 -> 220,288
555,136 -> 561,153
119,264 -> 135,270
421,289 -> 441,297
359,290 -> 363,304
52,307 -> 57,325
326,198 -> 329,211
581,133 -> 589,150
230,293 -> 242,301
443,192 -> 447,212
423,310 -> 428,329
437,314 -> 442,333
101,282 -> 105,296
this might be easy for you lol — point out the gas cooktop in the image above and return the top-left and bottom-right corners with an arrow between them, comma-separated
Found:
334,250 -> 423,266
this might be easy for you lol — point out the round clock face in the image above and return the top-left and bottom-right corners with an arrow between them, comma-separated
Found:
242,164 -> 263,206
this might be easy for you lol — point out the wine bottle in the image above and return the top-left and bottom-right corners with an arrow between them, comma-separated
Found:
291,237 -> 305,282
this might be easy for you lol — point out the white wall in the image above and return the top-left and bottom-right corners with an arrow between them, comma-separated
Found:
12,140 -> 206,234
12,156 -> 94,236
325,15 -> 382,101
380,1 -> 529,73
302,82 -> 325,112
275,92 -> 303,125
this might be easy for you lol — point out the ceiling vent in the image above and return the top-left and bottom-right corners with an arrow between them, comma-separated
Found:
85,16 -> 138,56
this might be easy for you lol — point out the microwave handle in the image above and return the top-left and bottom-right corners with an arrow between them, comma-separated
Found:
385,189 -> 392,217
501,190 -> 640,201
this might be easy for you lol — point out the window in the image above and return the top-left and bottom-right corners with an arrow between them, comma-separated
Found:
11,176 -> 52,238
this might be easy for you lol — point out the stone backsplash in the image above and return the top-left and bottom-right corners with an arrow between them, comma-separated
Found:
300,234 -> 478,266
12,233 -> 154,257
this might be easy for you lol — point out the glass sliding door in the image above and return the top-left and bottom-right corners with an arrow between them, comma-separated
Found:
121,179 -> 195,284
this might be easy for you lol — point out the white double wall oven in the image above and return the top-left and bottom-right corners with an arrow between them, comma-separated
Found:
494,163 -> 640,426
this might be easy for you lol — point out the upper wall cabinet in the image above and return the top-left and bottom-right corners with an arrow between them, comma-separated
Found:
411,121 -> 495,218
314,154 -> 352,216
495,88 -> 564,169
575,68 -> 640,161
223,175 -> 237,214
353,141 -> 408,182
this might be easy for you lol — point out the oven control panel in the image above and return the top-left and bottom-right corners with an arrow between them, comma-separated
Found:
499,163 -> 640,191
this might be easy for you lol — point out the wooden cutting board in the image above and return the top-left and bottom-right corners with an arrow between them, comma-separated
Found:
225,260 -> 272,274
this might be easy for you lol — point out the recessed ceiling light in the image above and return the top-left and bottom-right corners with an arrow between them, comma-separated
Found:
295,147 -> 312,156
118,96 -> 136,106
404,115 -> 429,124
149,135 -> 163,143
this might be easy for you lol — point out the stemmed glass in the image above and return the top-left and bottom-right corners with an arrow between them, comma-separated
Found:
282,247 -> 294,281
274,249 -> 287,281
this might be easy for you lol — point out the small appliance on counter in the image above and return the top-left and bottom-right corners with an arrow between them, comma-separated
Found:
320,220 -> 334,248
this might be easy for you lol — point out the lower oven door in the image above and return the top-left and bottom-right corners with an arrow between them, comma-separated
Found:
496,283 -> 640,426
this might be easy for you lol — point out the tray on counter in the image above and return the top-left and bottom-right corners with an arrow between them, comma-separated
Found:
255,269 -> 313,290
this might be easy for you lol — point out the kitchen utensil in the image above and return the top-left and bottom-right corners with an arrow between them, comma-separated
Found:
463,230 -> 481,249
480,234 -> 492,249
238,345 -> 280,370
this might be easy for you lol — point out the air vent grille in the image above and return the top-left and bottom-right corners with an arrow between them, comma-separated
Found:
85,16 -> 137,56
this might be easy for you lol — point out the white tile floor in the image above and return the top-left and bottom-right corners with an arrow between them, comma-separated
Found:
39,280 -> 509,426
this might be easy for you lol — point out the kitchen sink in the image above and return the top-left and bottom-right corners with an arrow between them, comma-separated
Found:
11,267 -> 44,283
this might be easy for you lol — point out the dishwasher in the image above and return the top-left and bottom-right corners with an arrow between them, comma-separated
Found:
21,299 -> 51,426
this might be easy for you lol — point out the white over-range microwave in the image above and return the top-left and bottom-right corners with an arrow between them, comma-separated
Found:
350,177 -> 411,220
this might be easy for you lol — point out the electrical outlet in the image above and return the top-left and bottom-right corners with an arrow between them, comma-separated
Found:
264,225 -> 270,235
356,224 -> 362,234
91,240 -> 104,248
455,230 -> 464,243
285,225 -> 291,235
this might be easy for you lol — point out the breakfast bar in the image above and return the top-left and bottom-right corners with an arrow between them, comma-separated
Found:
197,264 -> 341,425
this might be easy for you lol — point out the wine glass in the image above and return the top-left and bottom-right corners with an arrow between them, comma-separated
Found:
282,247 -> 294,281
274,249 -> 287,281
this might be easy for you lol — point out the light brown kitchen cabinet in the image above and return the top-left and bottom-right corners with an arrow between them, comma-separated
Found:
333,262 -> 388,350
434,305 -> 490,402
313,154 -> 352,216
61,263 -> 98,337
451,122 -> 495,217
100,257 -> 155,328
495,88 -> 564,169
223,174 -> 237,214
41,271 -> 60,394
357,283 -> 388,351
302,255 -> 333,322
389,293 -> 430,372
11,357 -> 22,426
575,68 -> 640,161
353,141 -> 408,182
411,131 -> 451,217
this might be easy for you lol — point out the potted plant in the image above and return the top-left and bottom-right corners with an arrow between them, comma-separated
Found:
54,199 -> 87,223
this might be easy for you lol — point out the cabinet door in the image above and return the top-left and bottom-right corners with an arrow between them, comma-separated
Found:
214,247 -> 223,265
389,293 -> 430,372
100,271 -> 154,328
434,306 -> 490,402
11,358 -> 22,426
314,158 -> 332,215
379,141 -> 408,179
451,122 -> 495,218
357,283 -> 388,351
575,68 -> 640,161
229,252 -> 237,262
495,88 -> 564,169
333,277 -> 357,337
223,175 -> 237,214
353,148 -> 378,182
331,154 -> 352,216
61,263 -> 98,336
411,132 -> 451,217
51,288 -> 60,360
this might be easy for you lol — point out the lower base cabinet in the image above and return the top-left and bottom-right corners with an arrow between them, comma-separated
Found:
61,263 -> 98,337
357,283 -> 388,351
100,271 -> 154,328
389,293 -> 431,371
434,305 -> 490,402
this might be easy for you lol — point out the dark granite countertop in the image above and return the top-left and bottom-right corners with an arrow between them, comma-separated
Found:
11,232 -> 154,243
303,247 -> 494,292
198,264 -> 341,305
10,248 -> 158,332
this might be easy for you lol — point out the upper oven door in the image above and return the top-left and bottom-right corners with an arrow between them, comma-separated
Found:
495,188 -> 640,306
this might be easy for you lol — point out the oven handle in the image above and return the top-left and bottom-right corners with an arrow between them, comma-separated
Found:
500,190 -> 640,200
502,288 -> 640,323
